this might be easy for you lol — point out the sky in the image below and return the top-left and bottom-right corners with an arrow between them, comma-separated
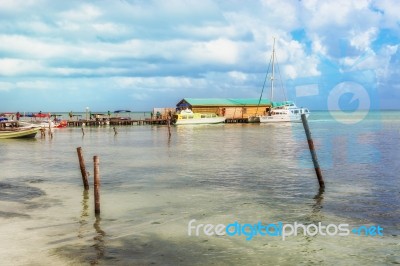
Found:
0,0 -> 399,112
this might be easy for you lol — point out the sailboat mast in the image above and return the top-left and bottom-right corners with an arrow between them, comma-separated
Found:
270,38 -> 275,102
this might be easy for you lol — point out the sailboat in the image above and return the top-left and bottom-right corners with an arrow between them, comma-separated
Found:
250,38 -> 310,123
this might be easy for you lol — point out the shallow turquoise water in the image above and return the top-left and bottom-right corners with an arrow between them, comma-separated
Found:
0,111 -> 399,265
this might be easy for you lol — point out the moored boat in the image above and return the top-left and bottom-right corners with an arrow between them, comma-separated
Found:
31,119 -> 55,128
259,101 -> 310,123
173,109 -> 226,125
0,127 -> 40,139
249,38 -> 310,123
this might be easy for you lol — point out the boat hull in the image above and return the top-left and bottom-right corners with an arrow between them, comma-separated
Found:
259,113 -> 309,123
174,117 -> 226,125
247,116 -> 261,123
174,109 -> 226,125
0,128 -> 40,139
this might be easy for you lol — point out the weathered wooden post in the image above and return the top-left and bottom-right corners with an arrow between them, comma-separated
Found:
167,116 -> 171,138
113,126 -> 118,135
77,147 -> 89,190
81,127 -> 85,136
301,114 -> 325,189
94,156 -> 101,214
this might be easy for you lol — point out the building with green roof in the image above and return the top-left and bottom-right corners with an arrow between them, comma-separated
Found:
176,98 -> 272,119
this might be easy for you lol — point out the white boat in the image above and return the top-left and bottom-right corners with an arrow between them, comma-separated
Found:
259,101 -> 310,123
250,38 -> 310,123
18,121 -> 41,129
31,120 -> 55,128
173,109 -> 226,125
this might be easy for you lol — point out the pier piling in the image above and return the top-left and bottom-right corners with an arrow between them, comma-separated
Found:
77,147 -> 89,190
94,156 -> 101,214
167,116 -> 171,138
301,114 -> 325,189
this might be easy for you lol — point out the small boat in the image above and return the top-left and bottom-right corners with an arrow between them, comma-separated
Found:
114,110 -> 131,113
249,38 -> 310,123
0,127 -> 40,139
31,120 -> 55,128
17,121 -> 41,129
55,120 -> 68,128
173,109 -> 226,125
33,113 -> 50,118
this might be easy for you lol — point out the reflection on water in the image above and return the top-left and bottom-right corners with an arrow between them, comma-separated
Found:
92,215 -> 106,265
311,188 -> 325,223
78,184 -> 106,264
78,190 -> 89,238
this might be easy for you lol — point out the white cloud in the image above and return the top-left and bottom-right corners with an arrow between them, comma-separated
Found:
16,80 -> 51,90
185,38 -> 239,64
272,39 -> 320,79
56,21 -> 81,32
228,71 -> 247,82
113,76 -> 206,91
303,0 -> 374,29
92,23 -> 127,34
372,0 -> 400,28
301,0 -> 382,66
260,0 -> 300,30
0,0 -> 398,110
177,24 -> 241,40
0,58 -> 44,76
0,0 -> 41,12
22,20 -> 53,34
0,35 -> 69,59
350,27 -> 378,51
59,4 -> 102,22
295,84 -> 319,97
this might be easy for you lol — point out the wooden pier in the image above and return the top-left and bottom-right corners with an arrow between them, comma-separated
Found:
65,118 -> 254,127
67,118 -> 169,127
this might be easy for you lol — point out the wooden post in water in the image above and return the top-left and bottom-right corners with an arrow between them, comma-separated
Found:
76,147 -> 89,190
81,127 -> 85,136
93,156 -> 101,214
113,126 -> 118,135
167,116 -> 171,138
301,114 -> 325,189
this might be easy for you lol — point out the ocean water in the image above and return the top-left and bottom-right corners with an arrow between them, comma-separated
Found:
0,111 -> 399,265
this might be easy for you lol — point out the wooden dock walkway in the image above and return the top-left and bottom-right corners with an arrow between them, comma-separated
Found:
67,118 -> 169,127
66,118 -> 251,127
67,119 -> 253,127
